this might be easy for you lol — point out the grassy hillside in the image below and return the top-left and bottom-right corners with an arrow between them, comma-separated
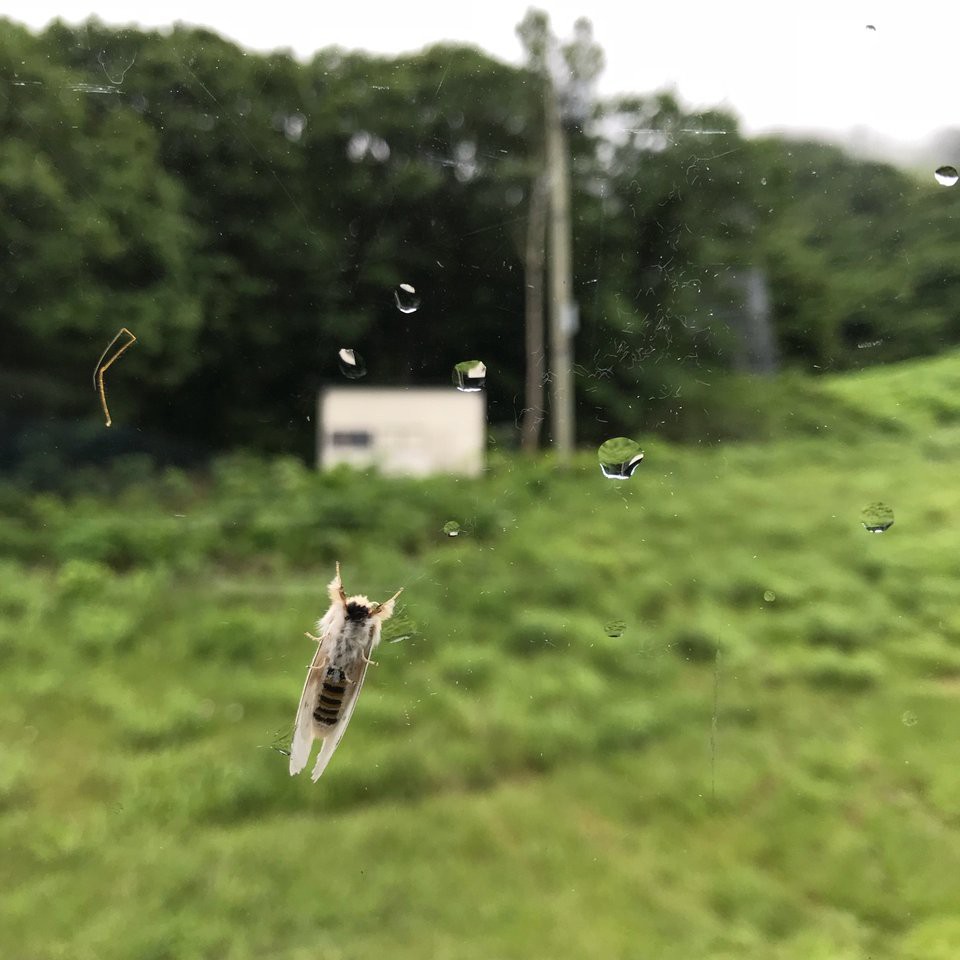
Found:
3,357 -> 960,960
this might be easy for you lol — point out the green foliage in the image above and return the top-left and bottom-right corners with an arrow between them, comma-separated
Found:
0,20 -> 204,420
746,137 -> 960,370
4,353 -> 960,958
5,18 -> 960,462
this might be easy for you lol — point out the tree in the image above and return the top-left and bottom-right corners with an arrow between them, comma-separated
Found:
1,19 -> 203,433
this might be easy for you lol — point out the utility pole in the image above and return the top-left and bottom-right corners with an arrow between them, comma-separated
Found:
521,175 -> 547,453
544,78 -> 576,461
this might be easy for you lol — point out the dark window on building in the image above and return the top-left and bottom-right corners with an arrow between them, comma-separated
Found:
330,431 -> 372,447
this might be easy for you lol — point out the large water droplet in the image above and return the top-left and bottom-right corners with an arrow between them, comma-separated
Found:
394,283 -> 420,313
861,502 -> 894,533
934,166 -> 959,187
453,360 -> 486,392
604,619 -> 625,639
443,520 -> 461,537
763,590 -> 776,603
337,348 -> 366,380
597,437 -> 644,479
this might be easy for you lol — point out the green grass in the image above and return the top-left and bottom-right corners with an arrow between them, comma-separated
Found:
4,355 -> 960,959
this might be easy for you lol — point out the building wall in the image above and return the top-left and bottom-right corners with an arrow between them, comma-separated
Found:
317,387 -> 485,476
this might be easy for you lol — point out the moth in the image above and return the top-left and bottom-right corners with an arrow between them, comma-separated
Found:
289,562 -> 402,781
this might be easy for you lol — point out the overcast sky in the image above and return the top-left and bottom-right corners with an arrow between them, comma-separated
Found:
5,0 -> 959,144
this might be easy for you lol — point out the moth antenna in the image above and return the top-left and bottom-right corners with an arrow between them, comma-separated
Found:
328,561 -> 347,605
371,587 -> 403,617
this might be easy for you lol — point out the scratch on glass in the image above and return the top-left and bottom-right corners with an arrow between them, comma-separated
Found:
711,643 -> 721,803
68,83 -> 119,95
97,50 -> 137,85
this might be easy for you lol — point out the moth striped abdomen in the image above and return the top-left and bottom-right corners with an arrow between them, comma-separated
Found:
313,668 -> 349,727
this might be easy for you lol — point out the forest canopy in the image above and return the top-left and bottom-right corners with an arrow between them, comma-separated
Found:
2,16 -> 958,466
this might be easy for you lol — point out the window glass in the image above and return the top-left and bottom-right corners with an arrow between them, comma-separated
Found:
3,6 -> 958,960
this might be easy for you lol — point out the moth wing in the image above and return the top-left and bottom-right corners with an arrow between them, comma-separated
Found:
310,651 -> 373,782
289,645 -> 329,776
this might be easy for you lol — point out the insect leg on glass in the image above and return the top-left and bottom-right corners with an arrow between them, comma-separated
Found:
93,327 -> 137,427
289,562 -> 402,781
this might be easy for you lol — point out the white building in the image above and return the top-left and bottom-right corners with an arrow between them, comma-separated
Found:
317,387 -> 486,476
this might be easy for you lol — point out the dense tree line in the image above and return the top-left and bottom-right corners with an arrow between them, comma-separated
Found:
2,17 -> 958,465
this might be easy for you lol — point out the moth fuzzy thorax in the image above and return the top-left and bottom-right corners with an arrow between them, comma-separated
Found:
290,562 -> 402,782
345,600 -> 369,622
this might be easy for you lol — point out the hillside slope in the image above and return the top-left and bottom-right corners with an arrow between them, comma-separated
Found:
3,356 -> 960,959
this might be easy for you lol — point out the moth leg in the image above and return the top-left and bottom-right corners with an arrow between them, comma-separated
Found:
346,653 -> 378,684
305,631 -> 322,643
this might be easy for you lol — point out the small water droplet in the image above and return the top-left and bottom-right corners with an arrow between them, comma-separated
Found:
225,702 -> 245,722
198,699 -> 216,719
284,112 -> 306,142
900,710 -> 918,726
861,501 -> 894,533
394,283 -> 420,313
934,165 -> 959,187
597,437 -> 644,479
760,176 -> 767,186
453,360 -> 486,392
763,590 -> 776,602
338,348 -> 366,380
443,520 -> 461,537
604,619 -> 626,639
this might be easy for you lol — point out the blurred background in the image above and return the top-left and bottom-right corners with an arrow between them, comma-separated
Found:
3,3 -> 960,958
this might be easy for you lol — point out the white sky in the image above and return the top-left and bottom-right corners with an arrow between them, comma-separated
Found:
5,0 -> 959,143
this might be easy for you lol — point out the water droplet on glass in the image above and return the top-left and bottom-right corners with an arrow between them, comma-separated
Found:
505,185 -> 524,207
934,165 -> 959,187
597,437 -> 644,479
901,710 -> 918,727
604,619 -> 626,639
453,360 -> 486,392
763,590 -> 776,603
760,176 -> 767,186
443,520 -> 461,537
337,348 -> 366,380
861,502 -> 894,533
346,131 -> 370,162
369,136 -> 391,163
394,283 -> 420,313
284,112 -> 306,142
225,702 -> 245,722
